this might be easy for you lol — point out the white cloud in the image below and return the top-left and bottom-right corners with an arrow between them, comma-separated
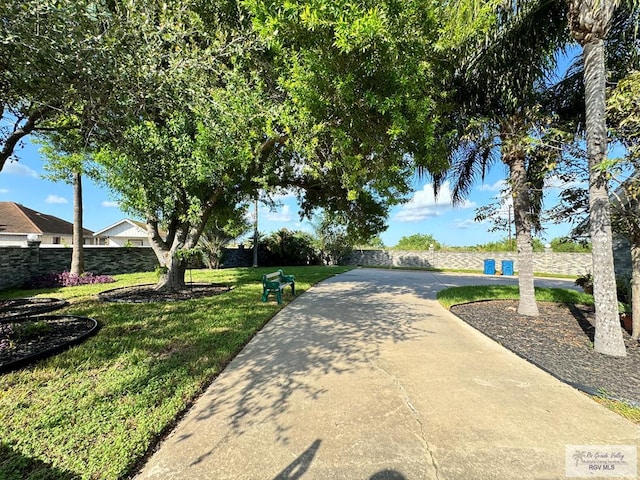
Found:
394,182 -> 475,223
545,174 -> 585,190
101,200 -> 120,208
264,204 -> 293,222
0,188 -> 8,194
45,195 -> 68,204
269,188 -> 297,201
478,179 -> 507,192
454,218 -> 477,229
4,161 -> 38,178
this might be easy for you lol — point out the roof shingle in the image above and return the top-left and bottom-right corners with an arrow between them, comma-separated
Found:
0,202 -> 93,236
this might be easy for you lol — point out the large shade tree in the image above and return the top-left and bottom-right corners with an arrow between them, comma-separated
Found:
94,0 -> 447,291
90,0 -> 276,291
0,0 -> 119,171
243,0 -> 453,203
3,0 -> 454,291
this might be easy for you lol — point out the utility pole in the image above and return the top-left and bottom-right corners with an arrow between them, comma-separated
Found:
252,197 -> 259,268
508,204 -> 513,248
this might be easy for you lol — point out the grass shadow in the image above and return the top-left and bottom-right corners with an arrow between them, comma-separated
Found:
0,442 -> 80,480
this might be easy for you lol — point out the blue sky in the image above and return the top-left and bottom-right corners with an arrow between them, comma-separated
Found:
0,136 -> 579,247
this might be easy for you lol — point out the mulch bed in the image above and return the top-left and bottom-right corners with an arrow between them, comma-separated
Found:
0,315 -> 98,372
1,285 -> 231,371
0,298 -> 69,321
98,283 -> 232,303
451,300 -> 640,405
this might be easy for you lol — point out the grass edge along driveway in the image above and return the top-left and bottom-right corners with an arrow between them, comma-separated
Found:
437,284 -> 640,425
0,266 -> 352,480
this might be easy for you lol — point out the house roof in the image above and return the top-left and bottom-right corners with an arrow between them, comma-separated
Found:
93,218 -> 149,236
0,202 -> 93,236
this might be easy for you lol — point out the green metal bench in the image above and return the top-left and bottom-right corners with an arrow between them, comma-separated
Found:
261,270 -> 295,304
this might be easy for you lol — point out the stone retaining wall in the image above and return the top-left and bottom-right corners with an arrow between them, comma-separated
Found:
344,247 -> 633,278
35,247 -> 160,277
0,246 -> 34,290
344,249 -> 597,277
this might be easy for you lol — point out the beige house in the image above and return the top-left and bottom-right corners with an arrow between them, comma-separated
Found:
93,219 -> 152,247
0,202 -> 94,246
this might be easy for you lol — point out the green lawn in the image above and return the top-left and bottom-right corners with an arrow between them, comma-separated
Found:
436,284 -> 595,309
0,266 -> 351,480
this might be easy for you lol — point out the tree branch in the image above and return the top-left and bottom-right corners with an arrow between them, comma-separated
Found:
0,105 -> 53,171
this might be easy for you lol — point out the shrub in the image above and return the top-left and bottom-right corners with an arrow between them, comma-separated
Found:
260,229 -> 321,266
23,271 -> 115,289
574,272 -> 593,293
550,237 -> 591,253
395,233 -> 441,250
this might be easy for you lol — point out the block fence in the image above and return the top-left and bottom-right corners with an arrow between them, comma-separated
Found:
343,245 -> 632,278
0,242 -> 632,291
0,243 -> 256,291
0,242 -> 160,290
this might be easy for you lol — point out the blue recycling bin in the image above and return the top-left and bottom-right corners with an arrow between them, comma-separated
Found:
502,259 -> 514,276
483,259 -> 496,275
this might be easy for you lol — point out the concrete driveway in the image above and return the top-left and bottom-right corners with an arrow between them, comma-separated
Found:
136,269 -> 639,479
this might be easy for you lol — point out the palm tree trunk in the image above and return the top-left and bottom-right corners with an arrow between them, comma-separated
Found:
631,240 -> 640,341
583,39 -> 626,356
70,172 -> 84,275
506,149 -> 539,316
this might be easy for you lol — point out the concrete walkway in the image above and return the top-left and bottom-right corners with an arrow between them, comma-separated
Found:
136,269 -> 639,479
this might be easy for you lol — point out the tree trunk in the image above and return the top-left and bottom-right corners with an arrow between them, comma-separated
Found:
70,172 -> 84,275
501,121 -> 538,316
583,39 -> 626,356
146,221 -> 189,293
631,240 -> 640,341
155,251 -> 186,292
506,151 -> 539,316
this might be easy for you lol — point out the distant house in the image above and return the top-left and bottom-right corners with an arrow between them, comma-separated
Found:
93,219 -> 152,247
0,202 -> 94,247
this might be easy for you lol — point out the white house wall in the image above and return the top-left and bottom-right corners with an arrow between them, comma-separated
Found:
0,235 -> 31,246
99,222 -> 150,247
0,234 -> 93,247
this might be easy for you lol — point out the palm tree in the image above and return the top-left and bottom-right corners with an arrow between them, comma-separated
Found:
446,0 -> 630,354
40,133 -> 96,277
71,171 -> 84,275
567,0 -> 627,356
439,0 -> 568,316
608,70 -> 640,340
444,112 -> 554,316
